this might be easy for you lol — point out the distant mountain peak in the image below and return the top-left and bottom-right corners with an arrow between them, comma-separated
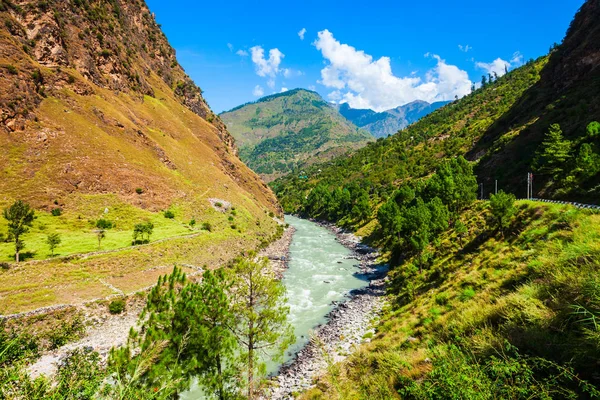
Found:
221,90 -> 372,181
338,100 -> 450,138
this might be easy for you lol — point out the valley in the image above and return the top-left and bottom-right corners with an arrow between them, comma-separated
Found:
2,0 -> 600,399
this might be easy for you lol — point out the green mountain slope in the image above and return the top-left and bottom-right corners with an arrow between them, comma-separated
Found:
273,1 -> 600,398
272,56 -> 550,216
220,89 -> 373,181
337,100 -> 450,138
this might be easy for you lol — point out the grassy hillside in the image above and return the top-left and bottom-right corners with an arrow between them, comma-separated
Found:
220,89 -> 373,181
303,201 -> 600,399
272,1 -> 600,397
272,56 -> 550,218
0,0 -> 280,314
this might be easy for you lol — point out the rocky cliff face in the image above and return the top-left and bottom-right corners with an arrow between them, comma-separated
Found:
0,0 -> 236,153
0,0 -> 279,214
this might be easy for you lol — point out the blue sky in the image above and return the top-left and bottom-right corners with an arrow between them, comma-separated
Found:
146,0 -> 584,113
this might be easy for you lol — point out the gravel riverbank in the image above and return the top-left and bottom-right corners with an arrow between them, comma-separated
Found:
266,220 -> 388,399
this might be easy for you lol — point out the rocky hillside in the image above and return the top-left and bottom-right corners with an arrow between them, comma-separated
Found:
473,0 -> 600,200
220,89 -> 373,182
0,0 -> 278,212
337,100 -> 449,138
0,0 -> 281,313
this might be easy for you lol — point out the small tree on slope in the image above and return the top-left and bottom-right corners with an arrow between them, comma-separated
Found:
3,200 -> 35,262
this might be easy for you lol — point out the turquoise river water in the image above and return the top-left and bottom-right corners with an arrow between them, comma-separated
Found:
182,215 -> 370,398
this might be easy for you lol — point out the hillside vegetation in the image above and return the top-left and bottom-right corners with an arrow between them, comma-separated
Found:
271,0 -> 600,397
304,201 -> 600,399
220,89 -> 373,181
0,0 -> 280,314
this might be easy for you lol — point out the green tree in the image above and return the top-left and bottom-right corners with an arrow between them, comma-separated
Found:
46,233 -> 61,256
403,198 -> 432,256
377,199 -> 402,239
229,256 -> 295,399
425,156 -> 477,212
574,143 -> 599,179
174,270 -> 239,399
454,220 -> 468,246
133,221 -> 154,244
3,200 -> 35,262
587,121 -> 600,138
534,124 -> 572,177
351,189 -> 371,222
96,230 -> 105,250
489,190 -> 516,234
108,267 -> 188,396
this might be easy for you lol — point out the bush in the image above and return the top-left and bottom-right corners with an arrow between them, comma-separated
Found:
214,202 -> 223,208
51,207 -> 62,216
135,188 -> 143,194
459,287 -> 476,302
189,219 -> 196,227
5,64 -> 17,75
164,210 -> 175,219
95,219 -> 113,229
201,222 -> 212,232
108,299 -> 126,314
435,292 -> 449,305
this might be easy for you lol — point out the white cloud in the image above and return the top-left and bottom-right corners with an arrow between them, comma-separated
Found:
282,68 -> 304,78
250,46 -> 284,77
252,85 -> 264,97
476,52 -> 523,77
267,79 -> 275,89
308,85 -> 316,91
227,43 -> 233,52
298,28 -> 307,40
511,51 -> 524,65
458,44 -> 472,52
314,30 -> 472,112
236,49 -> 248,57
281,87 -> 289,93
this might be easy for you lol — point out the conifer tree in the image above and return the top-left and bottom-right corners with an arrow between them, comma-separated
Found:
534,123 -> 572,177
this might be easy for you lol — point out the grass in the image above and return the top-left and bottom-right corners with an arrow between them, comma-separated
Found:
301,201 -> 600,399
0,192 -> 279,314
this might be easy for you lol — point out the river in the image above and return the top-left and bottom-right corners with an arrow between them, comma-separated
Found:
182,215 -> 371,398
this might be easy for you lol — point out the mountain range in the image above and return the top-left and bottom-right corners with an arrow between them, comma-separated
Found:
336,100 -> 450,138
220,89 -> 373,181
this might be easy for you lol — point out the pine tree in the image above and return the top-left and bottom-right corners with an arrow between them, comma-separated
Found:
229,256 -> 294,399
534,124 -> 572,177
489,190 -> 516,235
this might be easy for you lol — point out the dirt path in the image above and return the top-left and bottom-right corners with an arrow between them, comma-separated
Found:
27,225 -> 296,380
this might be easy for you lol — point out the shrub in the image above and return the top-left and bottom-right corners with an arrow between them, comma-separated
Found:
95,219 -> 113,229
164,210 -> 175,219
201,222 -> 212,231
135,188 -> 143,194
108,299 -> 126,314
5,64 -> 17,75
214,202 -> 223,208
435,292 -> 449,306
0,262 -> 10,270
228,216 -> 234,222
459,287 -> 476,302
189,219 -> 196,227
51,207 -> 62,216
